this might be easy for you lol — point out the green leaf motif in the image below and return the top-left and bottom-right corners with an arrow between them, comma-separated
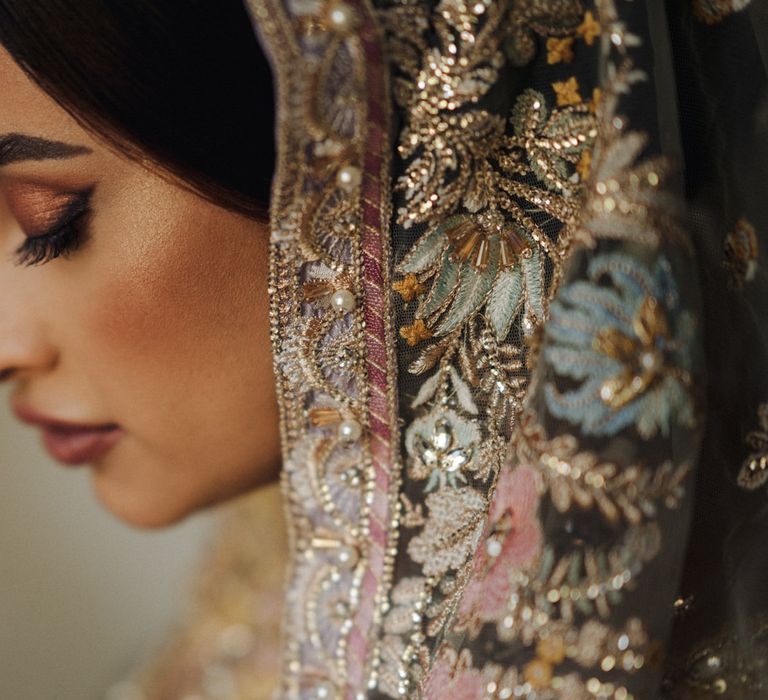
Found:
512,89 -> 548,136
412,371 -> 441,408
420,254 -> 460,320
487,267 -> 523,340
434,243 -> 500,335
449,366 -> 478,414
522,248 -> 545,321
397,225 -> 448,275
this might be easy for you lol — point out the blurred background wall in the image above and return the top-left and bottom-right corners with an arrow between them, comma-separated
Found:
0,386 -> 214,700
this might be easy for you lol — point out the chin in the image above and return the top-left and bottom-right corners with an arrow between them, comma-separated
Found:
92,479 -> 197,529
89,468 -> 212,529
88,454 -> 282,529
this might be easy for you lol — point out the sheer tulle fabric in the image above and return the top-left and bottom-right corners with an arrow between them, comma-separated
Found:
123,2 -> 768,698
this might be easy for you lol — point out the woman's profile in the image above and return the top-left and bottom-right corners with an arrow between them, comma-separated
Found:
0,0 -> 281,529
2,1 -> 768,699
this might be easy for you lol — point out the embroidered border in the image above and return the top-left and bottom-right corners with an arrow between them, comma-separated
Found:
247,1 -> 402,697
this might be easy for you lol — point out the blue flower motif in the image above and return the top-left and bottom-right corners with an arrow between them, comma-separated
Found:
542,252 -> 696,439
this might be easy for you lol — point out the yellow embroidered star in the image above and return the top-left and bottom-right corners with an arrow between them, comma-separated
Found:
546,36 -> 574,65
399,319 -> 433,346
523,657 -> 554,690
576,149 -> 592,181
553,76 -> 582,107
577,10 -> 601,46
588,87 -> 602,114
393,273 -> 426,302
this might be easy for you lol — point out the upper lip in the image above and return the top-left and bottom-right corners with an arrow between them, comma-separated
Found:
12,400 -> 118,433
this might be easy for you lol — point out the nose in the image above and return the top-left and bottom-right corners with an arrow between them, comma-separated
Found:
0,315 -> 58,384
0,268 -> 58,385
0,209 -> 58,385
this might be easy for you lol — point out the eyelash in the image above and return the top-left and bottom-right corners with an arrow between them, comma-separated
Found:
14,190 -> 93,267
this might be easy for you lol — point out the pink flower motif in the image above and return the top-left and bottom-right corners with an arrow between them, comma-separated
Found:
425,648 -> 484,700
458,464 -> 543,624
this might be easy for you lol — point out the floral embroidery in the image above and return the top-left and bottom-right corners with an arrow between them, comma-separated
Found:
415,1 -> 703,695
458,465 -> 543,625
505,0 -> 586,67
553,76 -> 582,106
408,487 -> 487,578
393,273 -> 426,301
453,409 -> 693,638
424,648 -> 484,700
400,318 -> 433,346
427,620 -> 652,699
406,410 -> 480,490
577,9 -> 602,45
723,217 -> 759,289
436,406 -> 693,697
546,36 -> 575,64
256,0 -> 407,695
377,1 -> 603,692
543,253 -> 697,439
737,402 -> 768,490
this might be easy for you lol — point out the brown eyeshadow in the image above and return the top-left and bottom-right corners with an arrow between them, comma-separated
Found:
4,181 -> 75,236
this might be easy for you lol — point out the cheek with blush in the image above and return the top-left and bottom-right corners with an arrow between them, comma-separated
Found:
67,183 -> 278,520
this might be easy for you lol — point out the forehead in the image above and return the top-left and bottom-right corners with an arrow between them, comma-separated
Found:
0,45 -> 100,151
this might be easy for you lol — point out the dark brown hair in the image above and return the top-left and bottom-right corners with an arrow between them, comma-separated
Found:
0,0 -> 275,220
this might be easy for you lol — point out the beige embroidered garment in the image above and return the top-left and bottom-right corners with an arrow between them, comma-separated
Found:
126,1 -> 768,698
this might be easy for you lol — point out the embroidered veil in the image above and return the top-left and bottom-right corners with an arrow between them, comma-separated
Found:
128,1 -> 768,698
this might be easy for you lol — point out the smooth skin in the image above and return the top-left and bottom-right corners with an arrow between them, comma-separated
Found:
0,46 -> 281,528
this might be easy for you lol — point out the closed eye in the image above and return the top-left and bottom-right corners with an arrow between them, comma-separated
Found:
13,188 -> 93,267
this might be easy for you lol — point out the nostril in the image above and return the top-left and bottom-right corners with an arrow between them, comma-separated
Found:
0,368 -> 15,382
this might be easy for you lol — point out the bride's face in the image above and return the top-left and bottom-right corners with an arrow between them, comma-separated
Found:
0,48 -> 280,527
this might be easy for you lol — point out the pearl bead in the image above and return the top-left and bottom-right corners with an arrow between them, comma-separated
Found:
486,539 -> 502,558
337,164 -> 362,191
338,418 -> 362,442
336,545 -> 360,569
640,350 -> 659,371
327,3 -> 354,32
314,681 -> 336,700
330,289 -> 356,312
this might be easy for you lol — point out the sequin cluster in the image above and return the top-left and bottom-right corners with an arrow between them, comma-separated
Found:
417,1 -> 702,697
374,0 -> 604,694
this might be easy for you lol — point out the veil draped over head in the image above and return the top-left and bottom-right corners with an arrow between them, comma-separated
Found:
126,1 -> 768,698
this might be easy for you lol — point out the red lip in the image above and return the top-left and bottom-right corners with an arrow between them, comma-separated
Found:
12,402 -> 123,466
40,425 -> 123,466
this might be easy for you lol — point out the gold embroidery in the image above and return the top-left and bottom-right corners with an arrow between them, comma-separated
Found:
416,1 -> 701,695
546,36 -> 575,64
453,410 -> 691,637
400,318 -> 433,346
552,76 -> 582,106
595,296 -> 683,411
377,0 -> 601,692
723,217 -> 759,289
738,402 -> 768,490
252,0 -> 403,696
427,618 -> 651,699
692,0 -> 754,24
577,9 -> 602,45
393,273 -> 426,301
664,616 -> 768,698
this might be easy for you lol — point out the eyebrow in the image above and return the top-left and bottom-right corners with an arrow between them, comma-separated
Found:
0,133 -> 92,166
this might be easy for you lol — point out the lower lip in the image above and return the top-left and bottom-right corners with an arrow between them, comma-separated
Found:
41,426 -> 123,466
